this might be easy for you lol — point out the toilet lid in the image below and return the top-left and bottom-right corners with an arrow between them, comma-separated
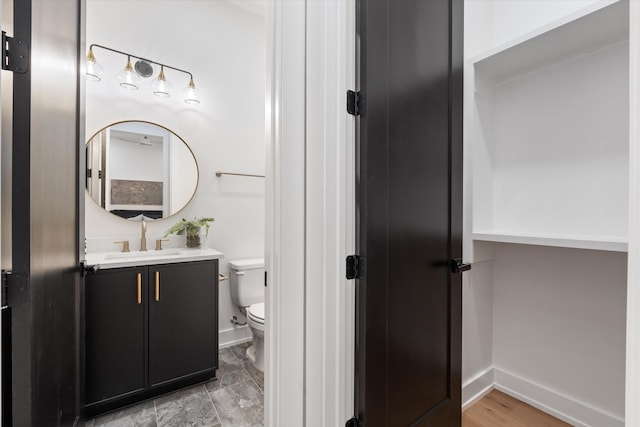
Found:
248,303 -> 265,324
229,258 -> 264,270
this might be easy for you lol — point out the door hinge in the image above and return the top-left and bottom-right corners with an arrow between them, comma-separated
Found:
346,255 -> 365,280
2,31 -> 29,74
347,90 -> 364,116
1,270 -> 29,309
451,258 -> 471,273
346,416 -> 360,427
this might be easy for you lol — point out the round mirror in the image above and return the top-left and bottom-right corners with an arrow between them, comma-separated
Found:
85,121 -> 198,221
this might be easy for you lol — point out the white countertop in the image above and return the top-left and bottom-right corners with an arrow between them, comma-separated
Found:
84,247 -> 224,270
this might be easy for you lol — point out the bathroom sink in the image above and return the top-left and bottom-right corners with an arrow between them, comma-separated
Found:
85,247 -> 224,269
104,249 -> 185,259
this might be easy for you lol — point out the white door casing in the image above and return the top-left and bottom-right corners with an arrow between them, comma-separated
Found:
628,2 -> 640,426
305,1 -> 356,426
265,0 -> 356,425
265,1 -> 306,426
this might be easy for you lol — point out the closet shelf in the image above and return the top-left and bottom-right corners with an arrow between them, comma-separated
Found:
472,0 -> 628,82
472,231 -> 628,253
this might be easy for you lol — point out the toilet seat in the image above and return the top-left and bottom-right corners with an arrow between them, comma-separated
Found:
247,303 -> 265,331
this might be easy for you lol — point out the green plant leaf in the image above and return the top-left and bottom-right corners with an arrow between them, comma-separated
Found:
164,217 -> 215,238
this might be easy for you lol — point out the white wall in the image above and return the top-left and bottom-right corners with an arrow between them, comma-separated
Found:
493,245 -> 626,419
108,138 -> 163,183
461,259 -> 494,404
85,0 -> 266,345
462,1 -> 494,399
463,1 -> 627,424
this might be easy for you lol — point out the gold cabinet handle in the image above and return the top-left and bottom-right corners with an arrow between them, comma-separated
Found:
137,273 -> 142,304
155,271 -> 160,301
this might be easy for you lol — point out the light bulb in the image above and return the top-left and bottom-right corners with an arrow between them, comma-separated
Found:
152,67 -> 172,98
85,48 -> 104,82
118,56 -> 140,90
182,77 -> 200,105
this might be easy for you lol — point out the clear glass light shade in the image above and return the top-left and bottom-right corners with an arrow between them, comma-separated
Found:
182,78 -> 200,104
152,67 -> 172,98
118,58 -> 141,90
85,49 -> 104,82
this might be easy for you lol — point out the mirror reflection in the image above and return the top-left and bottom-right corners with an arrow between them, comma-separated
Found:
85,121 -> 198,220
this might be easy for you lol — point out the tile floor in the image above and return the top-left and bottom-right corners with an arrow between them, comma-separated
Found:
86,342 -> 263,427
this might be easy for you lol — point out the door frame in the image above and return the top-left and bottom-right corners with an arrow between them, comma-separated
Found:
0,0 -> 10,423
304,1 -> 356,425
2,0 -> 357,424
265,0 -> 356,426
628,1 -> 640,425
0,0 -> 81,424
265,1 -> 306,425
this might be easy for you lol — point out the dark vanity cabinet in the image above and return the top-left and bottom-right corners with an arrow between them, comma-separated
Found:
84,260 -> 218,417
149,262 -> 218,387
85,267 -> 148,407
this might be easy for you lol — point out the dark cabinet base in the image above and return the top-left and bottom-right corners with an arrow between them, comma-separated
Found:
84,369 -> 216,419
84,260 -> 219,419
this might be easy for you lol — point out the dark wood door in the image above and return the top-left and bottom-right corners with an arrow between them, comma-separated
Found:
85,268 -> 147,406
355,0 -> 464,426
149,261 -> 218,387
1,0 -> 81,424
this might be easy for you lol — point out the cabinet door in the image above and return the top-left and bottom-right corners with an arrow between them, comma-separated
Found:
149,260 -> 218,387
85,268 -> 147,405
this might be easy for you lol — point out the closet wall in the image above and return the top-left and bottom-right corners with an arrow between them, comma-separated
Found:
463,2 -> 628,426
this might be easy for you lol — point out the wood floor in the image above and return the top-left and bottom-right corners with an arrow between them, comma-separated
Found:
462,390 -> 572,427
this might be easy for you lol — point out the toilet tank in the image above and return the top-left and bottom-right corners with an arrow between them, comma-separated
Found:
229,258 -> 264,308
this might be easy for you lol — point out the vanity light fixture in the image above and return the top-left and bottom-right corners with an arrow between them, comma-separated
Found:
85,47 -> 104,82
182,77 -> 200,105
85,44 -> 200,104
117,55 -> 141,90
152,66 -> 172,98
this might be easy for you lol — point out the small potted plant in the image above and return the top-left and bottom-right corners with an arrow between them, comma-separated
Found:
164,217 -> 215,248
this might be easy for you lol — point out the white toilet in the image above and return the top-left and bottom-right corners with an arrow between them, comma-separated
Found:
229,258 -> 265,372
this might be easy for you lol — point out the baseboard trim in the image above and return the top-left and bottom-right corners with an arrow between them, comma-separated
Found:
462,367 -> 495,410
494,368 -> 624,427
219,326 -> 252,348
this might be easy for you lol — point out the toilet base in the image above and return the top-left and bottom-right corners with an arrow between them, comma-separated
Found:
246,344 -> 256,364
246,329 -> 264,373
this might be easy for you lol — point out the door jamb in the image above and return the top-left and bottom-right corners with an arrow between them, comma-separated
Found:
304,1 -> 356,426
627,1 -> 640,425
266,1 -> 356,425
265,1 -> 306,426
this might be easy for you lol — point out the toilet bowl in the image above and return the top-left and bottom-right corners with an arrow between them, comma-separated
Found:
246,302 -> 265,372
229,258 -> 265,372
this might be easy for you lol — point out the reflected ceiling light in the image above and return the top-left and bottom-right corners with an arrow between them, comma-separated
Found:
85,47 -> 104,81
85,44 -> 200,105
182,77 -> 200,105
152,66 -> 172,98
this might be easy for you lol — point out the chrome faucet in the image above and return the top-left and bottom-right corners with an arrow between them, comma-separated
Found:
140,220 -> 147,251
